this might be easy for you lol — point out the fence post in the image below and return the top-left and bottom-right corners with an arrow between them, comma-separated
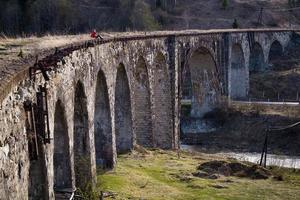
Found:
100,191 -> 104,200
260,129 -> 268,168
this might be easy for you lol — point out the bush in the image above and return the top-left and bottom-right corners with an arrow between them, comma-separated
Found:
232,19 -> 239,28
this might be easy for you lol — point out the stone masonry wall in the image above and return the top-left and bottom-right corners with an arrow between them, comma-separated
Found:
0,30 -> 293,199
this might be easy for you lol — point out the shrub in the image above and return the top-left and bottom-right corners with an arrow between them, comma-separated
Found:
131,0 -> 161,30
222,0 -> 229,9
232,19 -> 239,28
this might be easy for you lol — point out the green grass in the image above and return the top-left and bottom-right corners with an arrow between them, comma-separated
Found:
97,150 -> 300,200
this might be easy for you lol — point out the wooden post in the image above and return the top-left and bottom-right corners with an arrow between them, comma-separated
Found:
100,191 -> 104,200
260,129 -> 268,167
264,132 -> 268,168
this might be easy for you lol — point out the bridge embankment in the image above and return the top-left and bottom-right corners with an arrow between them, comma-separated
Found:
181,101 -> 300,156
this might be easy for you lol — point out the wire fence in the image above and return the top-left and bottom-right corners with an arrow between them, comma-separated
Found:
247,89 -> 300,103
260,120 -> 300,167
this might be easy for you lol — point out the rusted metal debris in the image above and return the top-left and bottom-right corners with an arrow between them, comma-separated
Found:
23,100 -> 39,160
34,84 -> 51,144
29,43 -> 91,82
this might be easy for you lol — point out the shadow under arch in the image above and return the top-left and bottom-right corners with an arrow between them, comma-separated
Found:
269,40 -> 283,66
73,81 -> 91,190
230,43 -> 247,99
152,52 -> 173,149
249,42 -> 266,72
133,56 -> 153,147
115,63 -> 133,154
188,47 -> 220,118
53,100 -> 72,193
94,70 -> 113,169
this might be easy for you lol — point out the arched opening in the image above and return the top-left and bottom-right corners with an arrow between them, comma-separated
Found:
115,64 -> 133,153
73,81 -> 91,190
249,43 -> 266,72
152,52 -> 173,149
269,40 -> 283,65
53,101 -> 72,193
133,57 -> 153,147
230,44 -> 247,99
189,47 -> 220,118
180,47 -> 221,141
94,70 -> 113,169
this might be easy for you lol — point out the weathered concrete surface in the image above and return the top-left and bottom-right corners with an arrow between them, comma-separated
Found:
0,29 -> 295,199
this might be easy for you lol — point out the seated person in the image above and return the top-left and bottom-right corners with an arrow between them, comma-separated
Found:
90,29 -> 103,40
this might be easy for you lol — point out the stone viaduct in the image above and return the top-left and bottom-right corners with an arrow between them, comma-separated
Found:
0,29 -> 297,199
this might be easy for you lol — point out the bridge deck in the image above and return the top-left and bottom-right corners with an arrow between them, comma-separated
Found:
0,28 -> 299,103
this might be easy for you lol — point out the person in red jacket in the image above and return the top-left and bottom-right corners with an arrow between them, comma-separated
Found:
90,29 -> 103,40
90,29 -> 97,38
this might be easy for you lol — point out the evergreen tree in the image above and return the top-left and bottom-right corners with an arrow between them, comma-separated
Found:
131,0 -> 160,30
222,0 -> 228,10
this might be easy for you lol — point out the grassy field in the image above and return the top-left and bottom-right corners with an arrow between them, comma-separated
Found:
97,149 -> 300,200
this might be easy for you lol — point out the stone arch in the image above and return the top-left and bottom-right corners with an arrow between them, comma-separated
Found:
152,52 -> 173,149
269,40 -> 283,65
230,44 -> 247,99
94,70 -> 113,169
73,81 -> 91,189
115,63 -> 133,153
133,56 -> 153,147
53,100 -> 72,192
188,47 -> 220,118
249,42 -> 266,72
